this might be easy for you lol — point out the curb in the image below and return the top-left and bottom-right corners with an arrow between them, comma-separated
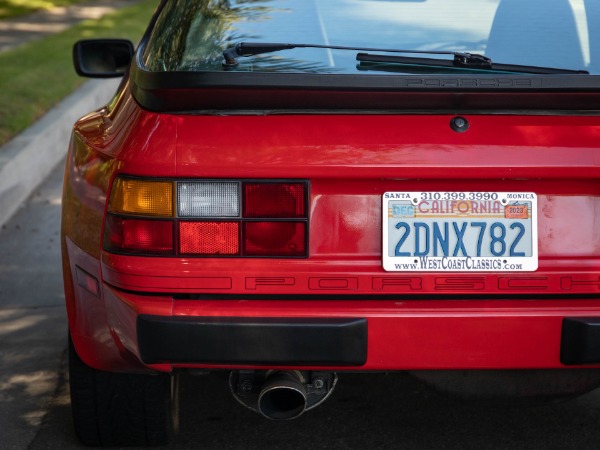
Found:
0,78 -> 120,228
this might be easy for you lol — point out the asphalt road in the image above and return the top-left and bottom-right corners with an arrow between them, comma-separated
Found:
4,161 -> 600,449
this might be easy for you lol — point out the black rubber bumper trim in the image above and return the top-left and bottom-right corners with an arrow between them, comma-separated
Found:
137,315 -> 367,366
561,317 -> 600,365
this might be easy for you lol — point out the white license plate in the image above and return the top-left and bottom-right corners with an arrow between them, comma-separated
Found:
382,192 -> 538,272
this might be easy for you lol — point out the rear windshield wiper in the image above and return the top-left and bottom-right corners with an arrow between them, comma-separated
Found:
223,42 -> 488,67
222,41 -> 588,75
357,53 -> 588,75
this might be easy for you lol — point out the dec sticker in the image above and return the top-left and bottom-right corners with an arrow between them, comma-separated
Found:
504,204 -> 528,219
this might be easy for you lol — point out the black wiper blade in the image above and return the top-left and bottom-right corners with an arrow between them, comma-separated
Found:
222,41 -> 589,75
222,41 -> 465,68
357,53 -> 589,75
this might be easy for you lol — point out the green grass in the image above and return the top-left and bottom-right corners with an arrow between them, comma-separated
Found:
0,0 -> 157,146
0,0 -> 91,20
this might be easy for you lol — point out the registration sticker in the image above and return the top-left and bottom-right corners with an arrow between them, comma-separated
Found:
382,192 -> 538,272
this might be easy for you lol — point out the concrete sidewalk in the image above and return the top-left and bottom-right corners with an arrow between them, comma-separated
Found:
0,78 -> 120,229
0,1 -> 141,229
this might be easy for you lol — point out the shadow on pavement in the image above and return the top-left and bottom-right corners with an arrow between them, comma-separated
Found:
29,367 -> 600,450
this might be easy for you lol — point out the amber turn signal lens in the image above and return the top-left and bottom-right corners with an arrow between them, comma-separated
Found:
109,178 -> 173,216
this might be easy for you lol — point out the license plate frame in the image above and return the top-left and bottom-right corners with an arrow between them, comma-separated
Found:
382,191 -> 538,272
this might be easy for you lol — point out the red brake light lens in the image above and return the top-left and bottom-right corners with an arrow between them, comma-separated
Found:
103,215 -> 173,254
244,183 -> 305,218
243,222 -> 306,256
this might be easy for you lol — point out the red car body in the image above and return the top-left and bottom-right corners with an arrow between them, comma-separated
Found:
62,0 -> 600,445
64,104 -> 600,372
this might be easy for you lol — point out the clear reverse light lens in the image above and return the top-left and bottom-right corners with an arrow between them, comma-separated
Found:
178,182 -> 239,217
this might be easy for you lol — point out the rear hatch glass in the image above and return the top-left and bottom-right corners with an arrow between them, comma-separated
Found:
143,0 -> 600,75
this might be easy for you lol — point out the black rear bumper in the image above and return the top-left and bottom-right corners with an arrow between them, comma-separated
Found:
137,315 -> 367,366
561,318 -> 600,365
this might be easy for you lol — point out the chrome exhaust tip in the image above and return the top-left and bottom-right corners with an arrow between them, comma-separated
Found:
257,371 -> 307,420
229,370 -> 337,420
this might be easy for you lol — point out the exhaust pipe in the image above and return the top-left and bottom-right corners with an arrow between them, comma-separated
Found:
230,370 -> 337,420
258,371 -> 307,420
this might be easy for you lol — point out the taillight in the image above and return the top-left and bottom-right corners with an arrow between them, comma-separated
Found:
179,221 -> 239,255
104,177 -> 308,257
244,183 -> 305,218
244,221 -> 306,256
104,215 -> 174,254
109,178 -> 173,216
178,182 -> 239,218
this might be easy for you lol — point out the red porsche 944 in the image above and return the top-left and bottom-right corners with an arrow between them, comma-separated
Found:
64,0 -> 600,445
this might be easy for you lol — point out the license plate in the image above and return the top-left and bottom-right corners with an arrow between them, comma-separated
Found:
382,192 -> 538,272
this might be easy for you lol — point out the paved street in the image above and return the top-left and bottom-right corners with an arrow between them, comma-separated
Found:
0,158 -> 66,449
2,161 -> 600,449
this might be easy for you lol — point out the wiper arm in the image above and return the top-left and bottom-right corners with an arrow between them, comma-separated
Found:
222,41 -> 477,68
357,53 -> 589,75
222,41 -> 589,75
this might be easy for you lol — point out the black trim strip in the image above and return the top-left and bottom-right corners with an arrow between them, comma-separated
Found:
132,63 -> 600,91
129,70 -> 600,113
137,315 -> 367,366
103,282 -> 600,300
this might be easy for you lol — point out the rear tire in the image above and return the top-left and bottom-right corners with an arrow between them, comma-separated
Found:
68,334 -> 176,446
